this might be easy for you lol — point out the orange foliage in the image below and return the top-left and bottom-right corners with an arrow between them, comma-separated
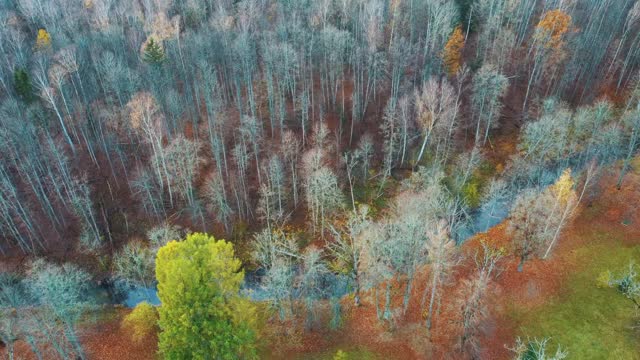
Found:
535,9 -> 572,49
442,26 -> 465,76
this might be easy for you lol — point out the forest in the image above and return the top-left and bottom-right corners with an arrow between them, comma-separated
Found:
0,0 -> 640,358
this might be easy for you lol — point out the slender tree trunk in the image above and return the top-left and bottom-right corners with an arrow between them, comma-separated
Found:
374,286 -> 381,320
517,255 -> 526,272
403,272 -> 414,315
543,204 -> 571,259
617,131 -> 637,190
383,282 -> 392,320
426,272 -> 439,330
354,270 -> 361,307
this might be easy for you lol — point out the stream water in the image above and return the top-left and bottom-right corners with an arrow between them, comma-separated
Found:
454,198 -> 512,242
99,199 -> 512,308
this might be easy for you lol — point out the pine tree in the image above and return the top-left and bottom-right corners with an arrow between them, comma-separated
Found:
13,68 -> 33,102
143,38 -> 166,65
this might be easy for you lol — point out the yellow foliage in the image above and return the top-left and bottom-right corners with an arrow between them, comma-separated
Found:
535,9 -> 571,49
121,302 -> 158,344
551,168 -> 576,205
333,350 -> 348,360
35,29 -> 51,50
442,26 -> 465,76
596,271 -> 612,289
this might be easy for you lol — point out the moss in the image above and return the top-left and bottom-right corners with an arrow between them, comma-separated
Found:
352,177 -> 396,219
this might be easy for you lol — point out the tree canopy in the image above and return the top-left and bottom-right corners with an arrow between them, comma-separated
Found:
156,233 -> 257,359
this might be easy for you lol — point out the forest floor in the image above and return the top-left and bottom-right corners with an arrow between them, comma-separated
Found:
4,159 -> 639,360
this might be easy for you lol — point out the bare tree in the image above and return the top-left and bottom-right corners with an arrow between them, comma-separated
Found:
510,337 -> 568,360
26,260 -> 94,360
455,241 -> 504,356
0,273 -> 24,360
471,64 -> 508,146
328,205 -> 371,306
253,229 -> 300,321
414,77 -> 457,165
113,240 -> 155,291
422,219 -> 458,330
202,172 -> 233,232
509,188 -> 548,272
156,135 -> 203,210
128,92 -> 174,205
617,102 -> 640,189
302,136 -> 344,235
299,246 -> 329,330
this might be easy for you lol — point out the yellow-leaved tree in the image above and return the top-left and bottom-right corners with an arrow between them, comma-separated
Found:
550,168 -> 576,206
35,29 -> 51,50
156,233 -> 257,359
543,168 -> 578,259
442,26 -> 465,76
523,9 -> 572,112
509,168 -> 581,269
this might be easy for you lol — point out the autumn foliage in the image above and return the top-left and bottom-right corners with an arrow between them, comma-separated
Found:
35,29 -> 51,50
535,9 -> 572,49
443,26 -> 465,76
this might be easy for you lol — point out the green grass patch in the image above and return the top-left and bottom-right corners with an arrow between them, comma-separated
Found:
511,240 -> 640,359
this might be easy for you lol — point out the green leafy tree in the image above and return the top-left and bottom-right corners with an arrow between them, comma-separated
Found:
143,38 -> 166,65
156,233 -> 257,359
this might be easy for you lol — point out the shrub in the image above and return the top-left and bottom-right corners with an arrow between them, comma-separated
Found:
122,302 -> 158,344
